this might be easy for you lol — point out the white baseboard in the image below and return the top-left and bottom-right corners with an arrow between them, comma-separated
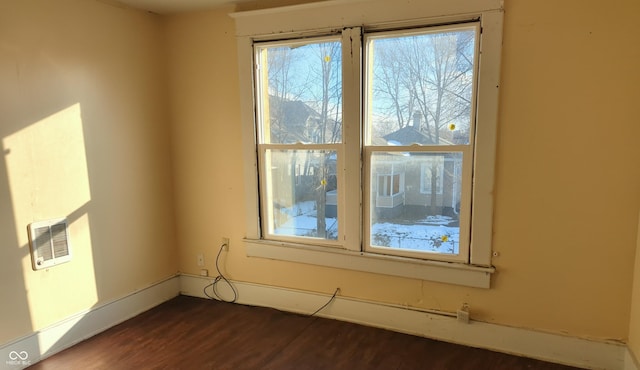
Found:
0,274 -> 629,370
626,348 -> 640,370
0,275 -> 180,369
181,274 -> 626,370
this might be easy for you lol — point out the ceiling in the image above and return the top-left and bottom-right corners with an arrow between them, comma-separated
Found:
115,0 -> 246,14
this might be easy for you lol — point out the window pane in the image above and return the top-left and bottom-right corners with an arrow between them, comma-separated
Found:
370,152 -> 462,254
264,149 -> 338,240
366,26 -> 477,146
256,39 -> 343,144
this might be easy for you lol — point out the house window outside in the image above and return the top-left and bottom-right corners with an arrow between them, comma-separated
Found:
237,0 -> 503,287
378,173 -> 401,197
420,157 -> 445,195
375,164 -> 405,210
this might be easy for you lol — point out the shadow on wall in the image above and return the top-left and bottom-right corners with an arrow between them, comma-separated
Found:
1,100 -> 96,362
0,132 -> 37,367
0,0 -> 175,365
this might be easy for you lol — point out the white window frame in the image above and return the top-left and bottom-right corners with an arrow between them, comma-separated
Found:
232,0 -> 503,288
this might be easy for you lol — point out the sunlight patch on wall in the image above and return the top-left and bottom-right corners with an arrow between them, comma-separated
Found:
3,103 -> 91,234
2,103 -> 98,330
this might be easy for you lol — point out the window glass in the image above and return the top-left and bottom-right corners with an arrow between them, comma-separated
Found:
366,26 -> 477,146
255,37 -> 343,243
263,149 -> 338,240
255,39 -> 343,145
369,152 -> 462,255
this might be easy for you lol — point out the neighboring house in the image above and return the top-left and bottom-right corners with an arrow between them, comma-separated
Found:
267,97 -> 460,222
266,96 -> 339,222
373,114 -> 462,220
268,95 -> 341,144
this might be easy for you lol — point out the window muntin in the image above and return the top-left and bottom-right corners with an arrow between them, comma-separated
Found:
254,22 -> 479,262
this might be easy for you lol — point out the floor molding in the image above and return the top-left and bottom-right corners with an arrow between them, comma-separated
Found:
0,274 -> 629,370
1,275 -> 180,369
181,274 -> 626,370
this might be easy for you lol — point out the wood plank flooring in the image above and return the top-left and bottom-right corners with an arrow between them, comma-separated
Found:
28,295 -> 582,370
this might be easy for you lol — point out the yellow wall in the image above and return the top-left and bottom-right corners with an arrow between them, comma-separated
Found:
629,211 -> 640,362
0,0 -> 177,344
2,0 -> 639,350
167,0 -> 640,342
164,6 -> 245,275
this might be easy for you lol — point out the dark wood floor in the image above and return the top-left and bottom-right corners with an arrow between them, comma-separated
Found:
29,295 -> 582,370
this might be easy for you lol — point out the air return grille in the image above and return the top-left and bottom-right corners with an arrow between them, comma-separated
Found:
28,218 -> 72,270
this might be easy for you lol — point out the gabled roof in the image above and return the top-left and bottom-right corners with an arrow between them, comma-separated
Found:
268,95 -> 341,144
267,96 -> 320,143
274,99 -> 320,128
383,126 -> 435,145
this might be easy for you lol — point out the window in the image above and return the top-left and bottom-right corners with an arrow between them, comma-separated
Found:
420,157 -> 445,195
376,169 -> 404,210
377,173 -> 402,198
234,0 -> 503,288
363,24 -> 477,262
254,25 -> 475,261
254,37 -> 343,243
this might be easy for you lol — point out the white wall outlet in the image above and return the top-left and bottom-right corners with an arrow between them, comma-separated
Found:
197,253 -> 205,266
222,237 -> 230,250
457,303 -> 470,324
200,269 -> 208,277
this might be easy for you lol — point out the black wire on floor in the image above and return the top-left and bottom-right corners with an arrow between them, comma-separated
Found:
203,242 -> 238,303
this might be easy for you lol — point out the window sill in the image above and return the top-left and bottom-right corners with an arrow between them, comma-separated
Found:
244,239 -> 494,288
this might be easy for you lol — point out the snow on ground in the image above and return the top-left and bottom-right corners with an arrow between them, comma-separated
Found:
371,222 -> 459,254
274,201 -> 459,254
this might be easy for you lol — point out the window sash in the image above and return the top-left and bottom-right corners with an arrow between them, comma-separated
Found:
363,22 -> 481,148
360,22 -> 478,262
254,35 -> 344,146
257,143 -> 345,246
363,146 -> 472,263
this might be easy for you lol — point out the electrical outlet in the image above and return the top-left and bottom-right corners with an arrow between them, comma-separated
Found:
457,303 -> 470,324
197,253 -> 205,267
222,237 -> 230,250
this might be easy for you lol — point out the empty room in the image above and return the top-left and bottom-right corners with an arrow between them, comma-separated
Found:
1,0 -> 639,369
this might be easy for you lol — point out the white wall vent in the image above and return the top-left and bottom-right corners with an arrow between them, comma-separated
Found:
28,218 -> 72,270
